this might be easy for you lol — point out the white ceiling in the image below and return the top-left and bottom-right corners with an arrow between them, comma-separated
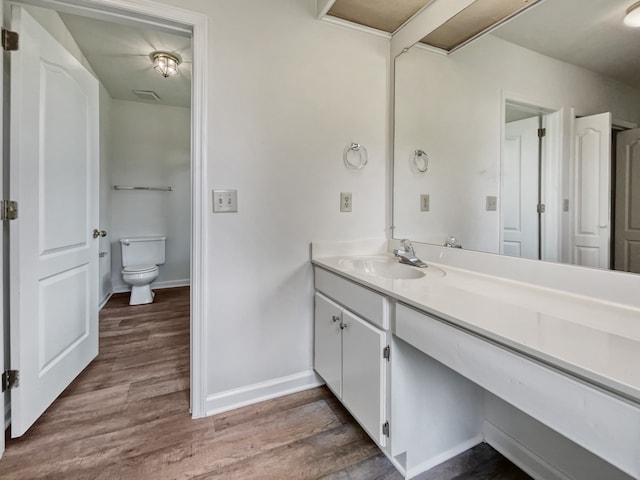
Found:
492,0 -> 640,89
59,12 -> 192,108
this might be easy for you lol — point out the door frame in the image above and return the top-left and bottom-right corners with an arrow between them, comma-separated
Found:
500,93 -> 563,262
1,0 -> 5,459
3,0 -> 209,421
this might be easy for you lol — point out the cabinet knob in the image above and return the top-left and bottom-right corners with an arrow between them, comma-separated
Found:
340,323 -> 348,330
332,315 -> 341,323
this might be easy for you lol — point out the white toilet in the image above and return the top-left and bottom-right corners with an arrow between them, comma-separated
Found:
120,236 -> 166,305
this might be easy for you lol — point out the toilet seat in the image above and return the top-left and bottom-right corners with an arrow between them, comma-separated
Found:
122,264 -> 158,274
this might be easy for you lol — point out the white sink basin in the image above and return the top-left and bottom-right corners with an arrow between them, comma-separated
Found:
338,256 -> 445,280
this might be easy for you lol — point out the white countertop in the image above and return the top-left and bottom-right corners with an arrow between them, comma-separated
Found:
312,254 -> 640,403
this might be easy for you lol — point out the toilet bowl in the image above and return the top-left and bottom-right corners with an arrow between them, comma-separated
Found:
120,236 -> 166,305
121,264 -> 159,305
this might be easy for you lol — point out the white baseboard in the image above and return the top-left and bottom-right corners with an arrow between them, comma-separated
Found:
484,421 -> 572,480
384,452 -> 407,478
205,370 -> 324,416
99,292 -> 113,310
112,285 -> 128,294
112,279 -> 190,294
405,434 -> 484,479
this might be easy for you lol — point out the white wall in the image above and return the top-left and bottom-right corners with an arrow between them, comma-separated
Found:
394,35 -> 640,253
109,99 -> 191,292
151,0 -> 389,410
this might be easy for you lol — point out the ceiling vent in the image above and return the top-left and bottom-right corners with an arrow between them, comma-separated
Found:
132,90 -> 161,102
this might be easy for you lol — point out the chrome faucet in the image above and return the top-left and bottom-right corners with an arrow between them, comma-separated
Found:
393,239 -> 428,268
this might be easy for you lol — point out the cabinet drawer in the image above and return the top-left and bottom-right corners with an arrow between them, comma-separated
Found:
315,267 -> 389,330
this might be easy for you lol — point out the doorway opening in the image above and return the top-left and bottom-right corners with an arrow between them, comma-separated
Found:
501,101 -> 561,262
612,122 -> 640,273
1,0 -> 207,455
571,112 -> 640,272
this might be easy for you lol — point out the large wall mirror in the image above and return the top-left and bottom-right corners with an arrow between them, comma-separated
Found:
393,0 -> 640,274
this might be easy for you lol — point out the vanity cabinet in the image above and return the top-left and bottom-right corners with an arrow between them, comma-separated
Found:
395,303 -> 637,479
341,306 -> 388,445
314,293 -> 343,397
311,250 -> 639,479
314,268 -> 389,447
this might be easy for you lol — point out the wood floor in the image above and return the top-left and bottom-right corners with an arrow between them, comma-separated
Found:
1,286 -> 531,479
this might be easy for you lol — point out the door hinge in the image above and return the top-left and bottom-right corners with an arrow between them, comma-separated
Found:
382,421 -> 390,437
1,200 -> 18,221
537,204 -> 546,214
1,28 -> 18,51
2,370 -> 19,392
538,128 -> 546,138
383,345 -> 390,361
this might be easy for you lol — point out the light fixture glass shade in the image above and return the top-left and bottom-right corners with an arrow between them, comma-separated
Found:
151,52 -> 181,78
624,1 -> 640,26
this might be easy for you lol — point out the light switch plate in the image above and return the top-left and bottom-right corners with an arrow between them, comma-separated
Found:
340,192 -> 352,212
213,189 -> 238,213
420,194 -> 430,212
486,196 -> 497,211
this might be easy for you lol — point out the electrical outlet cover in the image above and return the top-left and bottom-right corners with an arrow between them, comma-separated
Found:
340,192 -> 352,212
420,194 -> 430,212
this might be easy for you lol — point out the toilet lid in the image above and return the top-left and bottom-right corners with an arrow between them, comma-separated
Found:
123,264 -> 157,274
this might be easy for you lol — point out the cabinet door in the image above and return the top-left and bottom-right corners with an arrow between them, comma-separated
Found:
314,293 -> 343,397
342,309 -> 387,446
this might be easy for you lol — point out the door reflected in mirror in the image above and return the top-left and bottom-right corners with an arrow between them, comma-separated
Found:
393,0 -> 640,274
502,106 -> 545,262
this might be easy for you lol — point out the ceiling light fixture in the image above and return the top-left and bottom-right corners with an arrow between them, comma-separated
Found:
624,1 -> 640,26
150,51 -> 181,78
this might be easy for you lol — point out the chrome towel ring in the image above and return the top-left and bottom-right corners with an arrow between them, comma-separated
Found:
410,149 -> 429,174
344,143 -> 368,170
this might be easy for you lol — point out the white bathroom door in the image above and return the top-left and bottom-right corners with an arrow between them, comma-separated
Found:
8,6 -> 100,437
572,113 -> 612,269
614,128 -> 640,273
502,116 -> 540,259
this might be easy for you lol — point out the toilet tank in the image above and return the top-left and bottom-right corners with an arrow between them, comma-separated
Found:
120,236 -> 166,267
